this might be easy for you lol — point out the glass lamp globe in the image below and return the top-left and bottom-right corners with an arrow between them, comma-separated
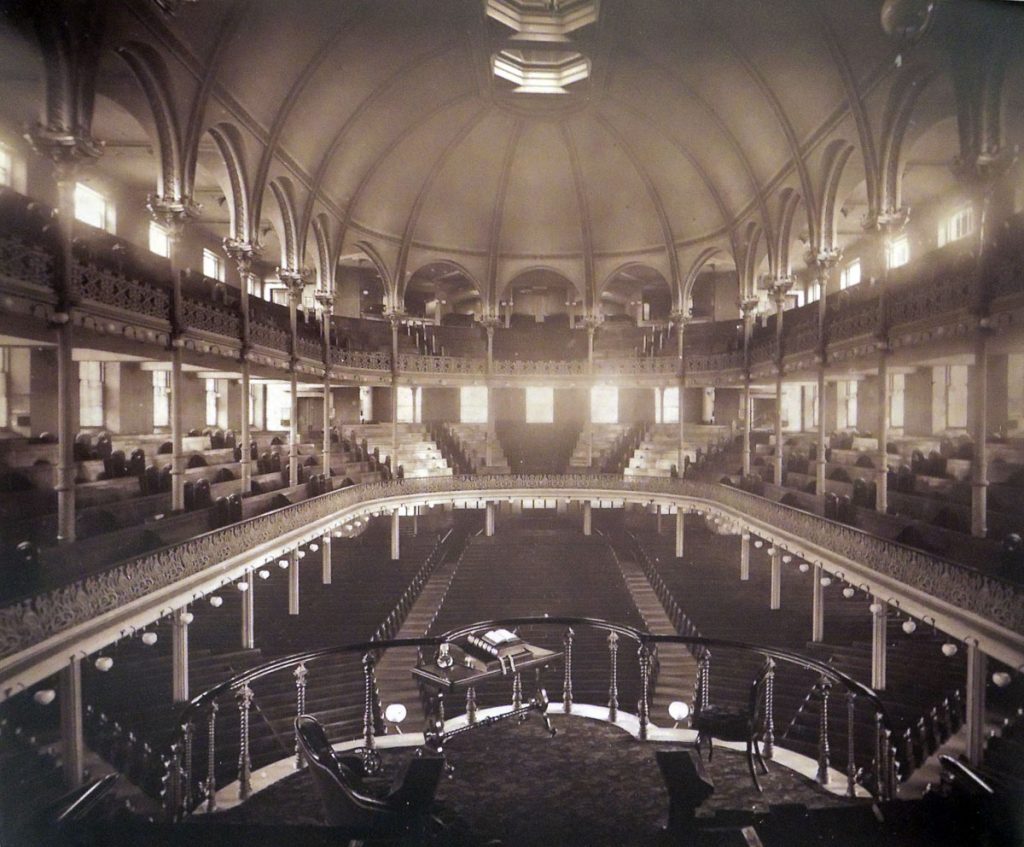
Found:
385,703 -> 407,724
668,701 -> 691,722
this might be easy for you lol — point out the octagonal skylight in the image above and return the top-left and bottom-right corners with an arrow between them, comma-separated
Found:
486,0 -> 599,41
492,47 -> 590,94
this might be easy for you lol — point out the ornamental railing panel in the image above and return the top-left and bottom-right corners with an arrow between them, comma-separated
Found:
492,359 -> 587,376
593,357 -> 679,376
397,353 -> 487,375
686,350 -> 745,373
783,304 -> 820,354
74,262 -> 170,322
886,269 -> 974,328
2,474 -> 1021,665
181,296 -> 240,338
330,348 -> 391,370
748,337 -> 777,366
0,235 -> 53,290
249,320 -> 289,352
827,293 -> 879,344
295,335 -> 323,361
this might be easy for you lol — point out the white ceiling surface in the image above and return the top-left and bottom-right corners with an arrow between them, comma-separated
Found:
1,0 -> 1015,291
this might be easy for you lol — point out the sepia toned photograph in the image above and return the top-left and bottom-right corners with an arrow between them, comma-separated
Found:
0,0 -> 1022,844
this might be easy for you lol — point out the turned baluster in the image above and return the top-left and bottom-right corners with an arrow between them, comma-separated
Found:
512,671 -> 523,713
886,728 -> 898,798
607,632 -> 619,722
846,691 -> 857,798
466,686 -> 477,725
206,701 -> 218,813
763,658 -> 776,760
182,720 -> 194,812
294,663 -> 308,768
562,627 -> 575,714
699,650 -> 711,711
816,676 -> 832,785
237,685 -> 254,801
874,713 -> 886,800
362,653 -> 377,753
638,644 -> 651,741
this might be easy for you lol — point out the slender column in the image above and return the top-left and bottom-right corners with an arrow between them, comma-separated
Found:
876,350 -> 890,512
389,313 -> 400,473
607,632 -> 619,722
811,563 -> 824,642
671,312 -> 689,473
321,534 -> 332,585
225,239 -> 257,498
241,579 -> 254,649
288,549 -> 299,615
170,346 -> 185,510
769,546 -> 781,610
53,171 -> 78,542
391,509 -> 400,559
485,501 -> 496,536
316,291 -> 334,479
771,279 -> 793,486
871,597 -> 887,691
237,685 -> 254,800
59,656 -> 84,788
674,508 -> 685,559
964,642 -> 987,766
172,607 -> 189,702
582,501 -> 592,536
281,269 -> 305,487
739,531 -> 750,581
817,677 -> 832,785
971,329 -> 990,537
740,298 -> 758,477
816,367 -> 827,495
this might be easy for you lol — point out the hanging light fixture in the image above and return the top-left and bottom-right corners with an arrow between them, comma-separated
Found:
182,612 -> 195,624
869,601 -> 884,615
901,619 -> 917,634
941,642 -> 958,657
141,632 -> 158,646
258,569 -> 271,580
209,596 -> 223,608
94,656 -> 114,672
237,581 -> 250,592
798,562 -> 810,573
820,576 -> 832,587
279,558 -> 290,569
992,672 -> 1012,688
842,586 -> 856,599
33,689 -> 56,705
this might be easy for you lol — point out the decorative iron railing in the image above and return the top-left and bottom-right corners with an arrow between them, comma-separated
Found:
74,262 -> 170,322
181,296 -> 240,338
4,475 -> 1020,676
163,616 -> 896,820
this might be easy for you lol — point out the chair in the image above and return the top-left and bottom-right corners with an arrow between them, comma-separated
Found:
656,749 -> 714,836
294,715 -> 444,835
691,660 -> 772,792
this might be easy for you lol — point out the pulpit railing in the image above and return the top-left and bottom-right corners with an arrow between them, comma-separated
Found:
163,616 -> 896,821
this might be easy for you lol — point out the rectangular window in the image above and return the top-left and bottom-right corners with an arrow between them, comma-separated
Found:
249,383 -> 264,429
888,373 -> 905,430
149,221 -> 170,257
887,235 -> 909,270
945,365 -> 968,430
359,385 -> 373,423
152,370 -> 170,428
525,386 -> 554,424
590,385 -> 618,424
396,386 -> 421,423
657,386 -> 679,424
79,361 -> 104,428
0,146 -> 11,188
266,383 -> 291,430
938,206 -> 974,248
460,386 -> 488,424
205,378 -> 220,427
837,380 -> 858,430
203,248 -> 225,282
74,183 -> 116,233
840,259 -> 861,290
805,280 -> 821,305
803,383 -> 819,430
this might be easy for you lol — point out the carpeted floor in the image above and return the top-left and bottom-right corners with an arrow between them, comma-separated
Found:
201,714 -> 860,845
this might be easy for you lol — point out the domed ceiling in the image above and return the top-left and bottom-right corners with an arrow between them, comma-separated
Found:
1,0 -> 1020,311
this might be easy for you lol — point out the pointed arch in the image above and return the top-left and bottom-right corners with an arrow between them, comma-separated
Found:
354,240 -> 395,310
772,188 -> 803,277
816,139 -> 855,253
268,177 -> 301,270
681,246 -> 726,310
878,64 -> 939,217
116,41 -> 184,200
207,122 -> 252,243
311,213 -> 334,292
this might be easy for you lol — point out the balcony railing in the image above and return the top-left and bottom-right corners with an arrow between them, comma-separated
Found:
162,616 -> 896,820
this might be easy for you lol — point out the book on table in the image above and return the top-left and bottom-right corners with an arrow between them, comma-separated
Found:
454,630 -> 534,674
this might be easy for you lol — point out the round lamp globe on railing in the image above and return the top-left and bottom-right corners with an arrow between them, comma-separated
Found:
278,558 -> 290,569
843,586 -> 856,599
297,550 -> 306,559
33,689 -> 57,706
753,539 -> 764,549
820,576 -> 832,587
901,619 -> 917,635
782,554 -> 792,564
94,656 -> 114,672
767,547 -> 776,555
941,642 -> 959,657
992,672 -> 1012,688
309,543 -> 319,552
209,596 -> 223,608
668,701 -> 691,725
798,562 -> 810,573
141,632 -> 158,646
183,612 -> 195,624
258,569 -> 270,580
869,602 -> 884,615
384,703 -> 407,725
237,581 -> 249,592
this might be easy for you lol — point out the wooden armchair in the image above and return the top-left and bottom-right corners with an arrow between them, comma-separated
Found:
294,715 -> 444,835
691,660 -> 772,792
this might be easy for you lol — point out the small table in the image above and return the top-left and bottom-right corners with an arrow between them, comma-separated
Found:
413,641 -> 562,749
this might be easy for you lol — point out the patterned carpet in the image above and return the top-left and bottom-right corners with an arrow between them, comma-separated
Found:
202,715 -> 860,845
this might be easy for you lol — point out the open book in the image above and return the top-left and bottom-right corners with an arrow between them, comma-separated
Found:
460,629 -> 532,674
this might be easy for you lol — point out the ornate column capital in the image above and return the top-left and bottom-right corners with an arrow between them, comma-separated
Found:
27,125 -> 103,172
314,289 -> 335,317
479,315 -> 502,332
382,309 -> 405,327
739,296 -> 760,319
581,314 -> 602,333
862,206 -> 910,236
147,194 -> 201,239
768,276 -> 794,305
668,310 -> 691,329
805,247 -> 842,276
223,238 -> 260,274
278,267 -> 311,302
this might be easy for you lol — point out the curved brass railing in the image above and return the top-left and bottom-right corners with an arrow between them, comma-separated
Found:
164,616 -> 897,821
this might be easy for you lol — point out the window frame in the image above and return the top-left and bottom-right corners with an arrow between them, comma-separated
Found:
203,248 -> 226,282
887,235 -> 910,270
839,259 -> 861,290
74,182 -> 116,234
